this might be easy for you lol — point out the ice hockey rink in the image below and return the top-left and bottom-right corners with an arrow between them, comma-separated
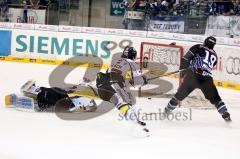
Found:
0,61 -> 240,159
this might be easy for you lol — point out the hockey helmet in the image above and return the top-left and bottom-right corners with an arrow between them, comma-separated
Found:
121,46 -> 137,60
203,36 -> 216,49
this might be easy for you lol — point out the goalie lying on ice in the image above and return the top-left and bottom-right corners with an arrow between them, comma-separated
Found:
5,80 -> 98,112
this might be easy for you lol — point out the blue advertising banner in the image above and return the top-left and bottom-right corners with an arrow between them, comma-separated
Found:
0,30 -> 11,56
149,16 -> 185,33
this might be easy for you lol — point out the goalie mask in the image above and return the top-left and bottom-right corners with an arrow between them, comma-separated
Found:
121,46 -> 137,60
203,36 -> 216,49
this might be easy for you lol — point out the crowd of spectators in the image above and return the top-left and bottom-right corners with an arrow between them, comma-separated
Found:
124,0 -> 240,17
204,1 -> 240,16
124,0 -> 198,16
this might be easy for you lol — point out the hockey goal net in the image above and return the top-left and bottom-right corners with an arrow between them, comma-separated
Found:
139,42 -> 214,109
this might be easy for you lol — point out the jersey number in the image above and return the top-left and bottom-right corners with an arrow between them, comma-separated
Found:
203,50 -> 217,69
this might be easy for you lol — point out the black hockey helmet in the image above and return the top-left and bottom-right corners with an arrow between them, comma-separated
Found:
121,46 -> 137,60
203,36 -> 216,49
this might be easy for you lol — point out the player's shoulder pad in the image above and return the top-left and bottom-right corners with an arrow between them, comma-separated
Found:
190,44 -> 201,49
189,44 -> 201,54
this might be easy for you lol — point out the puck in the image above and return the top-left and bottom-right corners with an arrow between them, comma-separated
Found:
148,97 -> 152,100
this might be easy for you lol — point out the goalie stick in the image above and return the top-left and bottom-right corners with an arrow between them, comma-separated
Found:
146,69 -> 186,81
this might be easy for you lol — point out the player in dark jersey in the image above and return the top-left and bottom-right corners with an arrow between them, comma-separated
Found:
164,36 -> 231,122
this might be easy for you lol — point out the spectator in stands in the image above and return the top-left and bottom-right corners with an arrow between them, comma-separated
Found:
124,0 -> 130,9
155,0 -> 163,11
146,0 -> 163,14
160,0 -> 169,14
166,0 -> 175,10
175,1 -> 185,16
145,0 -> 155,13
134,0 -> 146,10
211,2 -> 218,15
125,0 -> 240,18
205,1 -> 220,16
216,1 -> 234,15
0,0 -> 9,21
223,1 -> 234,15
188,0 -> 199,16
195,1 -> 201,16
20,0 -> 28,23
218,3 -> 225,15
234,0 -> 240,15
125,0 -> 138,9
204,2 -> 212,16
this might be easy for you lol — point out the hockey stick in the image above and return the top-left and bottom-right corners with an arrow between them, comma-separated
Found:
147,69 -> 186,81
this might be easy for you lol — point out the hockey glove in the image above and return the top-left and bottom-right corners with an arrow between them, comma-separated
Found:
180,70 -> 186,78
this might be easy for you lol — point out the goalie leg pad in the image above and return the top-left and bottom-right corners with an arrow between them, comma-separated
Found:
5,94 -> 35,111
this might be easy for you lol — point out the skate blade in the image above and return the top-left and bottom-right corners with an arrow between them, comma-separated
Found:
131,124 -> 150,138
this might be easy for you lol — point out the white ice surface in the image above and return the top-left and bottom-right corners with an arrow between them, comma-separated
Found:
0,61 -> 240,159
